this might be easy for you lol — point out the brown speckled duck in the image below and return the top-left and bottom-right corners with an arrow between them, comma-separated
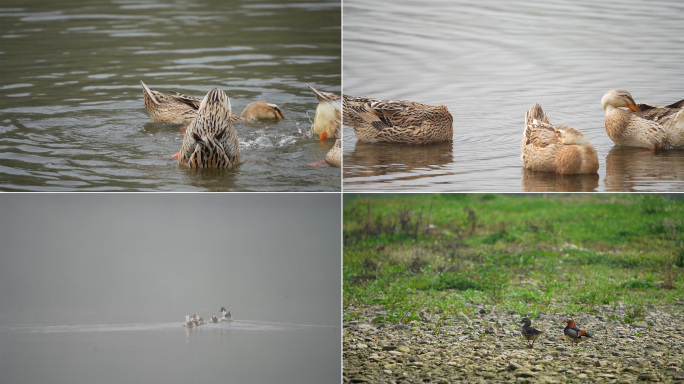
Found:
342,95 -> 453,144
519,318 -> 544,348
601,90 -> 684,149
563,318 -> 593,347
521,104 -> 599,174
141,81 -> 282,125
176,88 -> 240,169
307,84 -> 340,140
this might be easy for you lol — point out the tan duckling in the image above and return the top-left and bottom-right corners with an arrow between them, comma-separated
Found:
175,88 -> 240,169
307,84 -> 340,139
342,94 -> 453,144
521,104 -> 599,174
601,89 -> 684,149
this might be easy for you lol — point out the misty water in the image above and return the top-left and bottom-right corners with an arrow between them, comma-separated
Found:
0,0 -> 341,191
0,194 -> 341,383
343,0 -> 684,192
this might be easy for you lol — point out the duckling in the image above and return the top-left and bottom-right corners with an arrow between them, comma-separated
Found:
241,101 -> 285,121
343,94 -> 453,144
307,84 -> 340,139
521,104 -> 599,174
519,318 -> 544,348
325,139 -> 341,167
601,90 -> 684,149
176,88 -> 240,169
209,314 -> 219,323
563,318 -> 593,347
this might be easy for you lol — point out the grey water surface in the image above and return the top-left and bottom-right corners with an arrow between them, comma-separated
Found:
343,0 -> 684,192
0,194 -> 341,384
0,0 -> 341,191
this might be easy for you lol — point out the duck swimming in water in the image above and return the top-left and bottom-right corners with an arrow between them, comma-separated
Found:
184,315 -> 195,328
308,84 -> 341,140
220,307 -> 233,322
175,88 -> 241,169
209,314 -> 219,323
141,81 -> 283,125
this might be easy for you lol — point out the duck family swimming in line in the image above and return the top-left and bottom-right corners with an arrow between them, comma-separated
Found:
184,307 -> 233,327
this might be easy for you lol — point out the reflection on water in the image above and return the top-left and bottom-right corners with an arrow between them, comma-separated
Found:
605,146 -> 684,192
343,0 -> 684,191
0,320 -> 340,384
344,141 -> 452,182
521,169 -> 599,192
0,0 -> 341,191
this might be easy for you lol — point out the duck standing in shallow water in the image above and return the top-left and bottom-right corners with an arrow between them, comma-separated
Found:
343,95 -> 453,144
307,85 -> 340,140
141,81 -> 283,124
220,307 -> 233,322
175,88 -> 240,169
521,104 -> 599,174
601,90 -> 684,149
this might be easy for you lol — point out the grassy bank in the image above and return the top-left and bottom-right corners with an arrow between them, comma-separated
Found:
343,194 -> 683,324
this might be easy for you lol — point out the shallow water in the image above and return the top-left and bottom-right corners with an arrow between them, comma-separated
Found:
342,0 -> 684,192
0,0 -> 341,191
0,321 -> 340,384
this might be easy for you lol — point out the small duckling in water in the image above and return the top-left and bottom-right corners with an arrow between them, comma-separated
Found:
209,314 -> 219,323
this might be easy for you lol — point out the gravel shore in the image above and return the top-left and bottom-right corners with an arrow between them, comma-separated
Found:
343,302 -> 684,383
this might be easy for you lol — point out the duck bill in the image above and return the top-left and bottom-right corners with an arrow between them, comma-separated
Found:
628,103 -> 641,113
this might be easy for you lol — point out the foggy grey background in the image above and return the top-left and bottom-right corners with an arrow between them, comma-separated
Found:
0,194 -> 341,326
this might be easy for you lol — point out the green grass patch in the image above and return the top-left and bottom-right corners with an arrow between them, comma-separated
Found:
344,194 -> 684,323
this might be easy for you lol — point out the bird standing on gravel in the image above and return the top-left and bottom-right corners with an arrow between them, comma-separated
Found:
519,318 -> 544,348
563,318 -> 593,347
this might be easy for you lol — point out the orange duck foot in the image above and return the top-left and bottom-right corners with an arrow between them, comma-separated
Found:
319,132 -> 328,140
307,159 -> 329,167
171,152 -> 179,159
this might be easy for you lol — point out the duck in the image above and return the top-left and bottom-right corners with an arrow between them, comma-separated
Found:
563,318 -> 593,347
183,315 -> 195,328
521,104 -> 599,174
601,89 -> 684,149
175,88 -> 240,169
325,139 -> 341,167
140,81 -> 282,125
307,84 -> 340,139
342,94 -> 453,144
241,101 -> 285,121
209,314 -> 219,323
519,318 -> 544,348
220,307 -> 233,322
